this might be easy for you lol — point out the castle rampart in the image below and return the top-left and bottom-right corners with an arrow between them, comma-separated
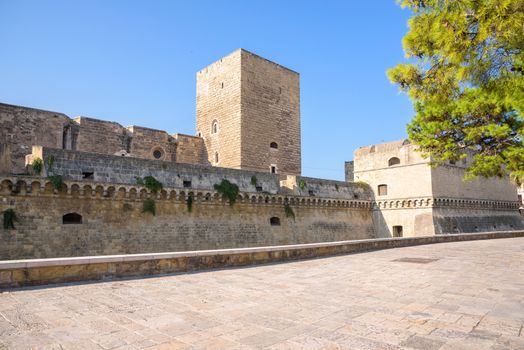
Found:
0,173 -> 375,260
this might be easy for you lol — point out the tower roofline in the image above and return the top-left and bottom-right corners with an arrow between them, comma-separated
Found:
197,48 -> 299,75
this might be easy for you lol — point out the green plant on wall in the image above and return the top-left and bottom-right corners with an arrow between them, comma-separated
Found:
284,203 -> 295,221
46,155 -> 55,170
355,180 -> 370,189
2,209 -> 17,230
250,175 -> 258,187
335,184 -> 339,192
136,176 -> 163,194
142,198 -> 156,216
298,179 -> 307,191
48,175 -> 65,192
214,179 -> 239,207
31,158 -> 43,175
187,193 -> 193,212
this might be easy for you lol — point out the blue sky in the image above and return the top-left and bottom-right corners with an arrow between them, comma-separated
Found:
0,0 -> 413,180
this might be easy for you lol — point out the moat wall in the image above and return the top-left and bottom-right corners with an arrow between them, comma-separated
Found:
0,177 -> 375,260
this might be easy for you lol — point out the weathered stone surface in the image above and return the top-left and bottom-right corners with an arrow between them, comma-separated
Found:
0,237 -> 523,349
1,231 -> 523,288
0,176 -> 375,260
354,139 -> 524,237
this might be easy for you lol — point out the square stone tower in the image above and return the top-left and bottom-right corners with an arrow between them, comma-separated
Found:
196,49 -> 301,175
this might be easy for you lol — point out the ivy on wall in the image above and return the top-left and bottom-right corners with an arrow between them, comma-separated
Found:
2,209 -> 17,230
214,179 -> 239,207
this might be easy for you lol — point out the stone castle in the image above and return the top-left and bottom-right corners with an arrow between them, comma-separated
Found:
0,48 -> 522,260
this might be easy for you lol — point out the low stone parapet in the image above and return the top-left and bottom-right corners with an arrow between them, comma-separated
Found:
1,231 -> 523,289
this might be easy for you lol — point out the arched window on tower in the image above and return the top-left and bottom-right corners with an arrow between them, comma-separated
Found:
211,120 -> 218,134
388,157 -> 400,166
270,142 -> 278,149
215,152 -> 219,164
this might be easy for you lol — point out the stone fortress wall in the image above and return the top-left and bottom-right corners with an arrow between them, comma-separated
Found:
0,147 -> 375,260
352,140 -> 523,237
0,48 -> 522,261
0,103 -> 207,176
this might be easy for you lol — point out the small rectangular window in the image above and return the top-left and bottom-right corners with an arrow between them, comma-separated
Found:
378,184 -> 388,196
256,186 -> 263,192
270,165 -> 277,174
393,225 -> 403,237
183,180 -> 192,188
82,172 -> 94,179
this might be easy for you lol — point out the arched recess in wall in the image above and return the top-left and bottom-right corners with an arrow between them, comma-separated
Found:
214,152 -> 219,164
211,120 -> 218,134
388,157 -> 400,166
270,142 -> 278,149
63,213 -> 82,224
270,217 -> 281,226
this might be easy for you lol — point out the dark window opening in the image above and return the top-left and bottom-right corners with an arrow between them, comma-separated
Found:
353,194 -> 359,199
183,180 -> 192,188
62,126 -> 71,150
270,217 -> 281,226
256,186 -> 263,192
215,152 -> 219,164
212,120 -> 218,134
221,82 -> 224,88
270,142 -> 278,149
388,157 -> 400,166
392,225 -> 403,237
308,190 -> 315,196
63,213 -> 82,225
82,172 -> 94,180
270,166 -> 276,174
378,184 -> 388,196
153,149 -> 163,159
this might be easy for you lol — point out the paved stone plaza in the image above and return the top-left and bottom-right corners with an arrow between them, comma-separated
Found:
1,238 -> 523,350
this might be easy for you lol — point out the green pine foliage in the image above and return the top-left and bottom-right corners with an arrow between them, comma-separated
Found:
388,0 -> 524,183
214,179 -> 240,206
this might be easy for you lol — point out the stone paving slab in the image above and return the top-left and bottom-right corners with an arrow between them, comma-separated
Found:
0,237 -> 523,349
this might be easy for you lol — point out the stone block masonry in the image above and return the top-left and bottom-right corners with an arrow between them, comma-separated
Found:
0,175 -> 375,260
1,231 -> 522,288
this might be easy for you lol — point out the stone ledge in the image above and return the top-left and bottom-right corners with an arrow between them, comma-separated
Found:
1,231 -> 523,289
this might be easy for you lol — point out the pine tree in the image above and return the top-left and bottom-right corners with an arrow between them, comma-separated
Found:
388,0 -> 524,183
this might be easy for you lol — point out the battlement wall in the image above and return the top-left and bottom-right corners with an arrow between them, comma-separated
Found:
31,147 -> 282,194
281,175 -> 373,200
0,176 -> 375,260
